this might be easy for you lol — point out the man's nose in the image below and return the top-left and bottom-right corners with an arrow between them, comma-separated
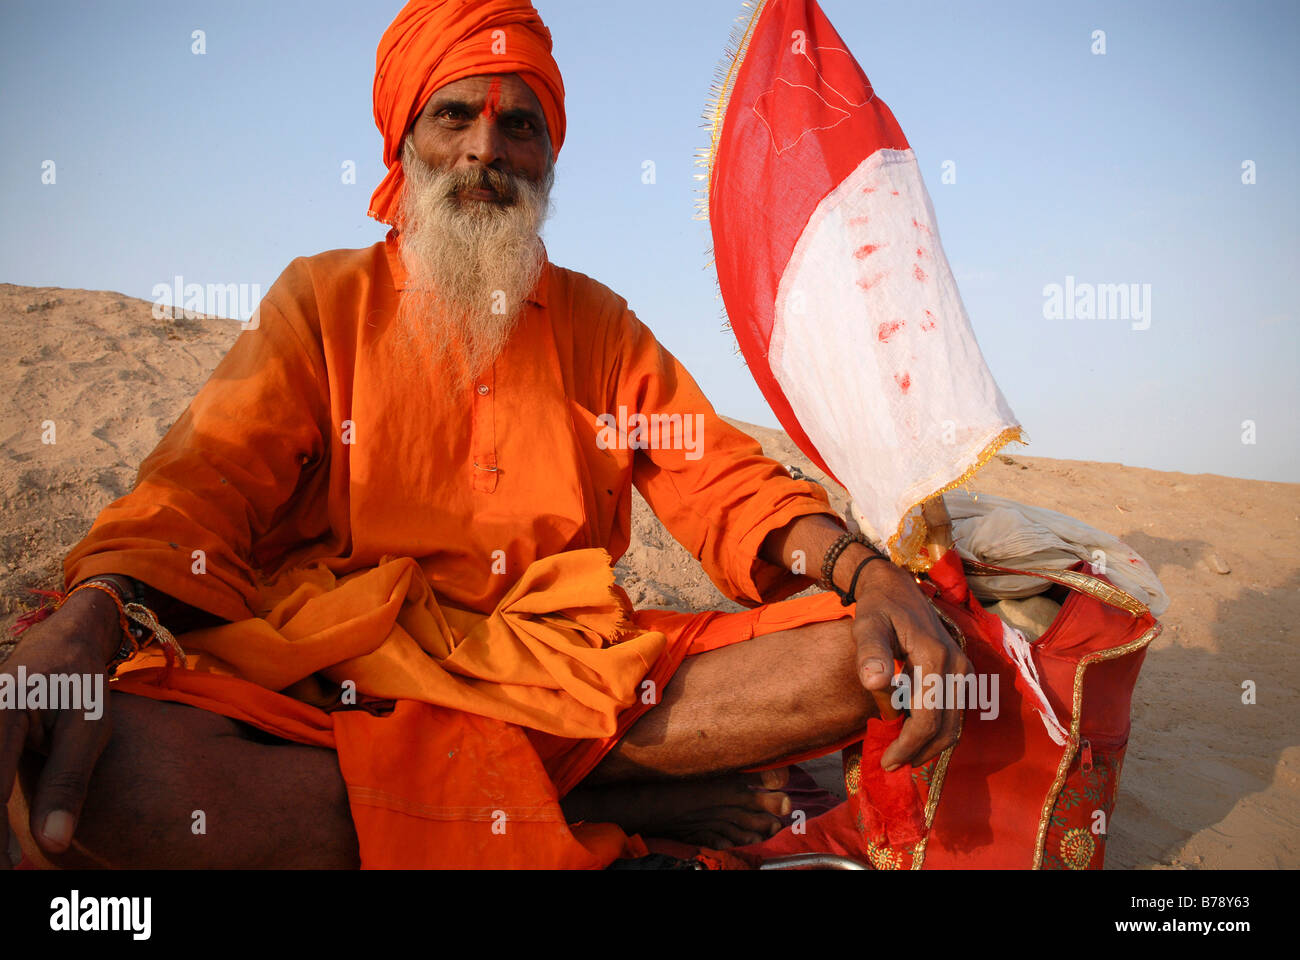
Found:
463,116 -> 508,168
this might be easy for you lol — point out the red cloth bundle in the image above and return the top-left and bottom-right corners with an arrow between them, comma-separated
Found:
856,716 -> 927,848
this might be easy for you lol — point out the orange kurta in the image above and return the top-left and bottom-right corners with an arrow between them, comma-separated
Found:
62,235 -> 843,866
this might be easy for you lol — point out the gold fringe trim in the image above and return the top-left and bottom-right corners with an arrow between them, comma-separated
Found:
909,608 -> 967,869
1030,621 -> 1162,869
694,0 -> 771,223
887,425 -> 1026,572
966,561 -> 1149,618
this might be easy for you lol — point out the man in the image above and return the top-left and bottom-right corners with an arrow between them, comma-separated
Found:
2,0 -> 969,869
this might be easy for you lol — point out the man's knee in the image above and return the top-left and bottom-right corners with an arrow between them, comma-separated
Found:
12,693 -> 246,866
779,617 -> 876,731
14,692 -> 356,868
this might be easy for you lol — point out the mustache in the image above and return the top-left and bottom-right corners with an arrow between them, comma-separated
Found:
444,166 -> 523,204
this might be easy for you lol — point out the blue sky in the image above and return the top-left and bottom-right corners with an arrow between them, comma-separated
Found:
2,0 -> 1296,482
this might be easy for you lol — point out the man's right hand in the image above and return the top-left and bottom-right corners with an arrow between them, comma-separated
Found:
1,586 -> 121,868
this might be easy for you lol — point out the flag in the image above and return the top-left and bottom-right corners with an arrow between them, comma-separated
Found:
699,0 -> 1022,569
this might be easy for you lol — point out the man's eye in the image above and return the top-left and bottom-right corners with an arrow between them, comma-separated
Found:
437,108 -> 468,122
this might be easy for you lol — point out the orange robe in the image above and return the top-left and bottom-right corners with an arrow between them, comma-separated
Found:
63,235 -> 846,867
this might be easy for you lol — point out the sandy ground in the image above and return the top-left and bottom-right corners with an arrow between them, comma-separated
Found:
2,282 -> 1296,869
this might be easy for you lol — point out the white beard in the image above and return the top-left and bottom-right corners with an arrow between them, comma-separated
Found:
394,138 -> 554,393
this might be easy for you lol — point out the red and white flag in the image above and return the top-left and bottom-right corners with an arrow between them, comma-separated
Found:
701,0 -> 1022,567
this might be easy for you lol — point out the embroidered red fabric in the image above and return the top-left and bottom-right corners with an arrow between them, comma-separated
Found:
736,549 -> 1158,869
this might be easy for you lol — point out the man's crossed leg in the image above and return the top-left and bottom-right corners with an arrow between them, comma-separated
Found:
9,617 -> 873,867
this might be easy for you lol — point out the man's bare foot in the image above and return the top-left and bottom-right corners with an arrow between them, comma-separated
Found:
561,767 -> 793,849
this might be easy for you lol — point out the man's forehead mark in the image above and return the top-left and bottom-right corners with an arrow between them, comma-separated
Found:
480,77 -> 503,120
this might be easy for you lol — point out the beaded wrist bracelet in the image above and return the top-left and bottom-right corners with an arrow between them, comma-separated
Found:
819,532 -> 874,593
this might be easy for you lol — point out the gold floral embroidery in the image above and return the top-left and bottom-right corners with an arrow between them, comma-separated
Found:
1060,828 -> 1096,870
866,840 -> 903,871
1032,622 -> 1162,869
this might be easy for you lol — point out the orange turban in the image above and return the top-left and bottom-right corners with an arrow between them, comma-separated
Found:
369,0 -> 567,226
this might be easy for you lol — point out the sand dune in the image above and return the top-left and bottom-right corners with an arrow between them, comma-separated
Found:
2,283 -> 1296,868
